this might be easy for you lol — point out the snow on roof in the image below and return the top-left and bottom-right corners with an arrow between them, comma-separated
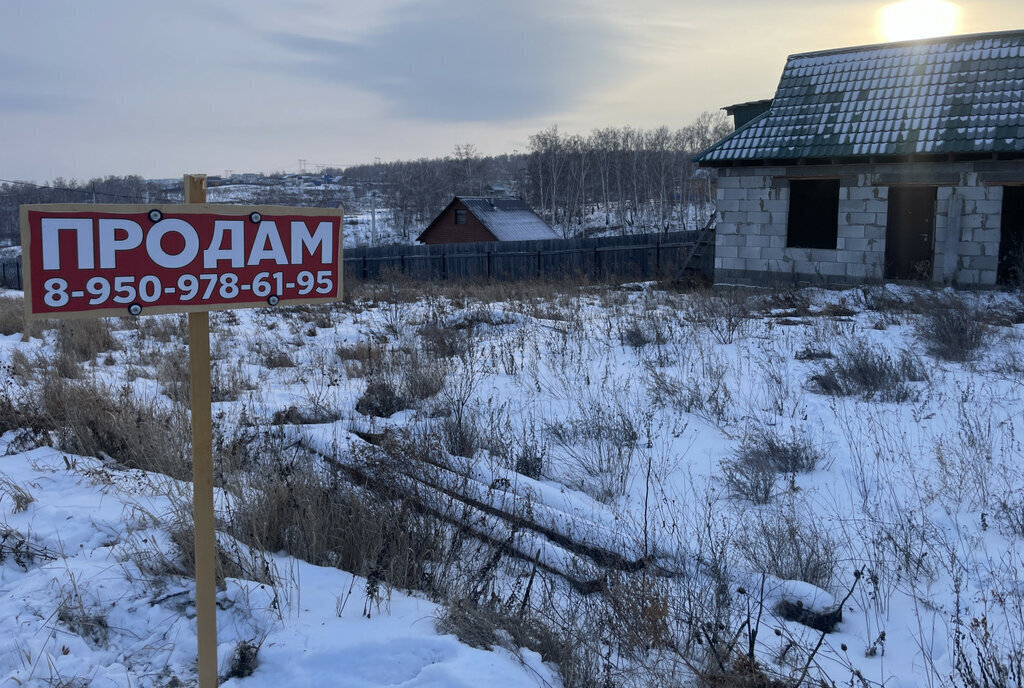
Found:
450,197 -> 559,242
696,29 -> 1024,164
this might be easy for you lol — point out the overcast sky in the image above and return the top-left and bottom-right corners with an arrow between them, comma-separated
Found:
2,1 -> 1023,182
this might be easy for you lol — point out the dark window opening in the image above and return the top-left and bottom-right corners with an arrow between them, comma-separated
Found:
454,209 -> 467,225
786,179 -> 840,249
998,186 -> 1024,286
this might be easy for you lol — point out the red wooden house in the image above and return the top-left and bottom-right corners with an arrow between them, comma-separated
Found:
417,197 -> 559,244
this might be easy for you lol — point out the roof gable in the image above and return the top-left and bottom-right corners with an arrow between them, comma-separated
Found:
697,30 -> 1024,164
418,197 -> 558,242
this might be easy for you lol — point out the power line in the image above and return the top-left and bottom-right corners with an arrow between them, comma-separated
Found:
0,177 -> 146,201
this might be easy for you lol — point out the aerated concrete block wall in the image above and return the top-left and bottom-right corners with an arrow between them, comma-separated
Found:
933,176 -> 1003,286
714,163 -> 1005,287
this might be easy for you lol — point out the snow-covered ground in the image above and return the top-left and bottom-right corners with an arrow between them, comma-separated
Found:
0,410 -> 556,688
2,280 -> 1023,687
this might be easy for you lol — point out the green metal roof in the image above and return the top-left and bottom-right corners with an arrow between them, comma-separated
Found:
696,30 -> 1024,165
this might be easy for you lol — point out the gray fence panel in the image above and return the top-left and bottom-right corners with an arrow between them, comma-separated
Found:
0,258 -> 23,290
342,231 -> 712,285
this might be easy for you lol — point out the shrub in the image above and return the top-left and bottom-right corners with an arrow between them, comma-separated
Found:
437,595 -> 595,687
262,349 -> 295,368
811,339 -> 927,402
222,639 -> 261,680
438,413 -> 481,459
354,349 -> 447,418
860,285 -> 906,314
355,376 -> 406,418
739,427 -> 827,475
914,297 -> 990,362
952,605 -> 1024,688
418,321 -> 470,358
620,323 -> 654,348
735,502 -> 839,589
687,288 -> 752,345
211,361 -> 256,402
515,444 -> 545,480
547,399 -> 641,502
0,375 -> 50,441
720,455 -> 776,505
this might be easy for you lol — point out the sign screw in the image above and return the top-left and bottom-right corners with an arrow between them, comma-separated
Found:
267,295 -> 279,306
128,303 -> 143,316
147,209 -> 162,223
249,212 -> 262,224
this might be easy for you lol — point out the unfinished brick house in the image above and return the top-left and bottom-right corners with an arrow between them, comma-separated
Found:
696,30 -> 1024,287
417,197 -> 559,244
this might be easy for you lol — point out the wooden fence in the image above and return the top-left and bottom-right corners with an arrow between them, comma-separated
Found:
343,230 -> 713,284
0,231 -> 713,293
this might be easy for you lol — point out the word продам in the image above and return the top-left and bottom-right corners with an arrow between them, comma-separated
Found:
24,208 -> 342,316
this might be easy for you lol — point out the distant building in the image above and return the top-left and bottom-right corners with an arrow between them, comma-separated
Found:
417,197 -> 560,244
696,30 -> 1024,287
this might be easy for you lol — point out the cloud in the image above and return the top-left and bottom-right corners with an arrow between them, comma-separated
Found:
263,0 -> 628,122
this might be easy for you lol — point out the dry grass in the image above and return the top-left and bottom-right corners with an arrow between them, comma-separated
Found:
228,447 -> 450,596
337,339 -> 385,378
55,318 -> 120,362
0,296 -> 46,338
1,526 -> 57,569
38,375 -> 192,480
135,314 -> 186,343
0,475 -> 34,513
156,345 -> 190,403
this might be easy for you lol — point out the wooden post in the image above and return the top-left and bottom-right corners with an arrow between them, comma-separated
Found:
185,173 -> 218,688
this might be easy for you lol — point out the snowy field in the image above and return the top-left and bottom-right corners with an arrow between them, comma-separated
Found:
1,279 -> 1023,687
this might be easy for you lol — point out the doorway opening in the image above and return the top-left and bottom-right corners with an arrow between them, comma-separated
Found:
885,186 -> 937,280
998,186 -> 1024,286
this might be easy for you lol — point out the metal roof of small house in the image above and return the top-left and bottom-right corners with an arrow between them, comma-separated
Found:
696,30 -> 1024,164
420,197 -> 559,242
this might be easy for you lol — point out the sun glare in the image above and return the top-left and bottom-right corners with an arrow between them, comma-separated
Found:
879,0 -> 961,42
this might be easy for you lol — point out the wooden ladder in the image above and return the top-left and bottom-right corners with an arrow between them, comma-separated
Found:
672,214 -> 716,283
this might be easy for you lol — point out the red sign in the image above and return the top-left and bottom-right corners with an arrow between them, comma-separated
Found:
20,204 -> 344,318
